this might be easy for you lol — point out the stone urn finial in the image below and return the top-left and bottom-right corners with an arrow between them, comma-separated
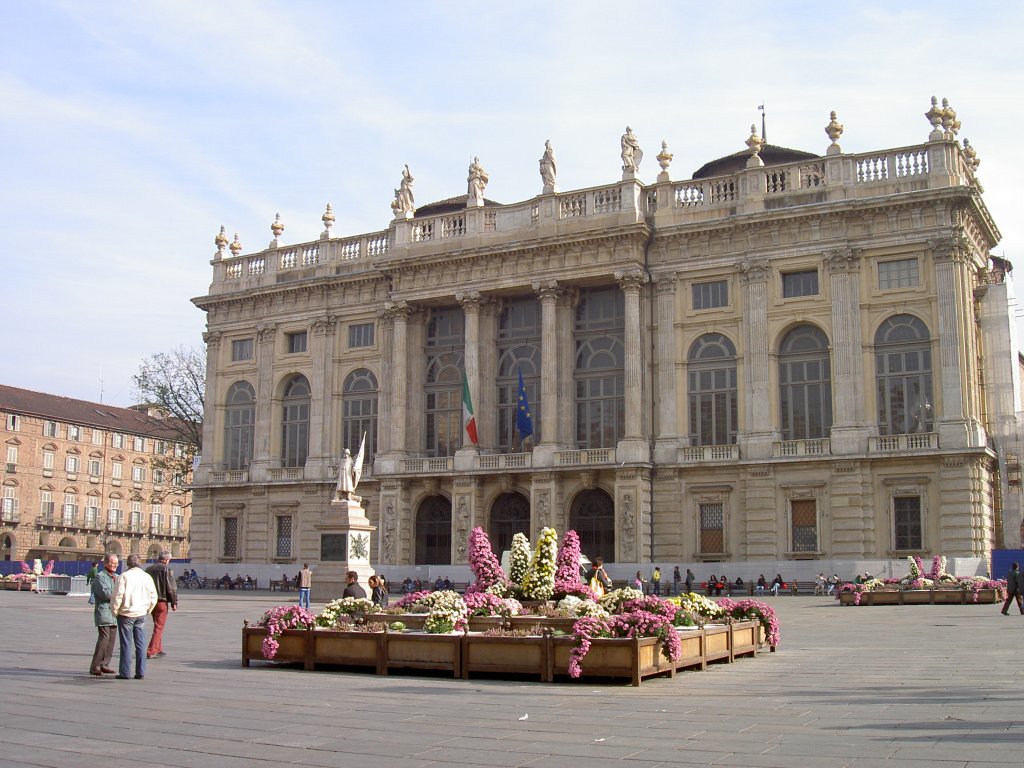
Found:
825,110 -> 844,155
321,203 -> 335,238
941,97 -> 960,137
745,124 -> 765,167
962,139 -> 980,172
214,225 -> 229,258
925,96 -> 944,141
269,212 -> 284,248
656,140 -> 673,182
230,233 -> 243,257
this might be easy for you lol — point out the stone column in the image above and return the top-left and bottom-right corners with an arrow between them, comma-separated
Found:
478,300 -> 498,451
195,331 -> 221,484
250,322 -> 277,480
615,268 -> 649,463
825,248 -> 869,454
653,272 -> 679,462
557,290 -> 577,448
379,301 -> 410,473
736,259 -> 776,459
375,310 -> 394,459
306,315 -> 337,476
932,236 -> 984,449
455,292 -> 481,470
532,280 -> 561,466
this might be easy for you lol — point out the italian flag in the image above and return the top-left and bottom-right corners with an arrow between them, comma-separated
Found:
462,369 -> 479,446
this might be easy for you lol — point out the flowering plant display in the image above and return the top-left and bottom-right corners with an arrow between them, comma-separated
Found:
598,587 -> 644,614
419,590 -> 468,633
716,597 -> 781,647
552,529 -> 589,599
668,592 -> 726,620
907,556 -> 922,579
393,590 -> 434,611
315,597 -> 375,628
256,604 -> 317,659
463,591 -> 522,618
466,526 -> 510,595
568,610 -> 682,678
508,532 -> 531,587
520,527 -> 558,600
555,595 -> 609,619
620,594 -> 679,621
480,624 -> 545,637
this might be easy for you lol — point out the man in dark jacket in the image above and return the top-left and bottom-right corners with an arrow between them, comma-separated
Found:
1001,562 -> 1023,615
343,570 -> 367,599
146,550 -> 178,659
89,553 -> 119,675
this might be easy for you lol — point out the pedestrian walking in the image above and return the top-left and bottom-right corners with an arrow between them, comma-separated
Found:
1001,561 -> 1023,615
145,550 -> 178,659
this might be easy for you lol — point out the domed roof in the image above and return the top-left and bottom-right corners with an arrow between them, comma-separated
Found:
692,144 -> 821,180
414,194 -> 502,218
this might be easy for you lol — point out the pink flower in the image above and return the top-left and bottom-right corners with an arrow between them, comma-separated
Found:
466,527 -> 509,593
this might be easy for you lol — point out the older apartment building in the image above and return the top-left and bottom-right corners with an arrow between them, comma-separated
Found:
0,385 -> 192,562
190,100 -> 1021,571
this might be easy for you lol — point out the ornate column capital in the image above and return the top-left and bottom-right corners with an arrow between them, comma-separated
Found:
455,290 -> 483,312
256,322 -> 277,343
824,247 -> 861,274
202,330 -> 222,348
930,233 -> 970,264
614,267 -> 649,292
310,315 -> 338,337
532,279 -> 562,302
382,299 -> 411,321
653,271 -> 677,294
736,258 -> 770,284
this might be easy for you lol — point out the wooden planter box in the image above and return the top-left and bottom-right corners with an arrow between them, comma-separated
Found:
0,581 -> 35,591
730,621 -> 760,659
385,633 -> 462,677
674,627 -> 706,670
310,630 -> 385,673
840,588 -> 1001,606
466,616 -> 506,632
242,627 -> 308,667
461,633 -> 548,680
507,616 -> 577,634
703,625 -> 732,664
550,635 -> 674,686
364,613 -> 427,630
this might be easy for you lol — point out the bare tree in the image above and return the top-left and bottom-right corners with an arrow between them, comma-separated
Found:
133,345 -> 205,504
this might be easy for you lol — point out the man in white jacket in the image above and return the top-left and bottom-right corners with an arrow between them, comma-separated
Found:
110,553 -> 158,679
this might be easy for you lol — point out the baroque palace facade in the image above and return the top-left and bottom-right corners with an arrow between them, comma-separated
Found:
191,101 -> 1022,571
0,385 -> 192,562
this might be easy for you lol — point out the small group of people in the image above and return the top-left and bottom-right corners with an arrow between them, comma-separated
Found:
89,550 -> 177,679
814,573 -> 842,595
433,576 -> 453,591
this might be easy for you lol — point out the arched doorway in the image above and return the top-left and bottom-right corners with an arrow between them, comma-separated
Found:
489,492 -> 530,555
415,496 -> 452,564
2,534 -> 12,561
570,489 -> 616,563
147,543 -> 162,561
106,540 -> 123,556
59,536 -> 76,548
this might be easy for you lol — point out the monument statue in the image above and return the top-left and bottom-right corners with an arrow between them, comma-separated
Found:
467,156 -> 489,207
620,126 -> 643,174
335,435 -> 366,501
391,164 -> 415,218
539,140 -> 557,191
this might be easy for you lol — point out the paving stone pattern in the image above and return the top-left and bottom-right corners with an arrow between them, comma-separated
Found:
1,591 -> 1022,767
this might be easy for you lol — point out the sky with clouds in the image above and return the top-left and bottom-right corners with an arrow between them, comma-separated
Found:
4,1 -> 1022,407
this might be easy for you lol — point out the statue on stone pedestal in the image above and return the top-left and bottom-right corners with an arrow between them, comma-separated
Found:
467,157 -> 489,207
539,140 -> 557,191
620,126 -> 643,174
391,164 -> 415,218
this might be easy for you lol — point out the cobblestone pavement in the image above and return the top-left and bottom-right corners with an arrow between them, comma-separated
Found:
1,590 -> 1022,768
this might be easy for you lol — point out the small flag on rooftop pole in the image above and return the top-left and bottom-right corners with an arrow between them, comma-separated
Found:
516,366 -> 533,440
462,369 -> 479,446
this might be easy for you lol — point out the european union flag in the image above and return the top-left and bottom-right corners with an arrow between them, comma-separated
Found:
516,366 -> 533,440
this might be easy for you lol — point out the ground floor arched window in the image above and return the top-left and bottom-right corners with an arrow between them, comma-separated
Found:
489,492 -> 530,555
569,489 -> 616,563
415,496 -> 452,565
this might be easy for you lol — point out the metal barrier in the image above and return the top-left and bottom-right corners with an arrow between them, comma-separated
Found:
68,576 -> 90,596
35,575 -> 72,595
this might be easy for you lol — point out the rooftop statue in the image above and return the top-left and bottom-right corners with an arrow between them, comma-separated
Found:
467,156 -> 489,207
621,126 -> 642,175
539,140 -> 557,192
391,164 -> 415,218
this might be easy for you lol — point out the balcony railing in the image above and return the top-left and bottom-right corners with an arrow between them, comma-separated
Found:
868,432 -> 938,453
679,444 -> 740,463
773,439 -> 831,458
476,453 -> 533,470
268,467 -> 304,482
554,448 -> 615,466
210,469 -> 249,484
400,457 -> 454,473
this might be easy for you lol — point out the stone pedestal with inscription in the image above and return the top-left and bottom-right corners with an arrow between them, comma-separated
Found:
313,494 -> 376,600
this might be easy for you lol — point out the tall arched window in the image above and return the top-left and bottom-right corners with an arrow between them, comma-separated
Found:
223,381 -> 255,470
281,375 -> 310,468
778,325 -> 832,440
497,297 -> 541,451
687,333 -> 738,446
425,308 -> 464,458
343,369 -> 378,459
570,489 -> 616,563
489,492 -> 531,554
574,287 -> 625,449
875,315 -> 933,435
415,495 -> 452,564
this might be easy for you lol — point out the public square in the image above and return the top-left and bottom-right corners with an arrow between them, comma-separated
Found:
1,590 -> 1022,768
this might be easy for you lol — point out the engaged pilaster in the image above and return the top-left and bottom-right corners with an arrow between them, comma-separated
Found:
532,280 -> 562,465
736,259 -> 776,458
615,267 -> 649,463
379,301 -> 410,472
455,291 -> 482,470
653,272 -> 679,462
825,248 -> 870,453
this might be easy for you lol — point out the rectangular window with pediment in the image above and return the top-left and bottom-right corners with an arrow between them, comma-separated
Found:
879,258 -> 919,290
692,280 -> 728,310
699,503 -> 725,554
893,496 -> 922,550
276,515 -> 293,558
223,517 -> 238,558
790,499 -> 818,552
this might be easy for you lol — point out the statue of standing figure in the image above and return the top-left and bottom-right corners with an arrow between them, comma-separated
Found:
539,140 -> 557,192
467,156 -> 489,207
335,439 -> 366,501
391,164 -> 415,218
621,126 -> 643,174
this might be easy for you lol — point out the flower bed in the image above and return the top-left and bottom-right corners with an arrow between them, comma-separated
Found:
838,588 -> 1001,606
837,556 -> 1005,606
